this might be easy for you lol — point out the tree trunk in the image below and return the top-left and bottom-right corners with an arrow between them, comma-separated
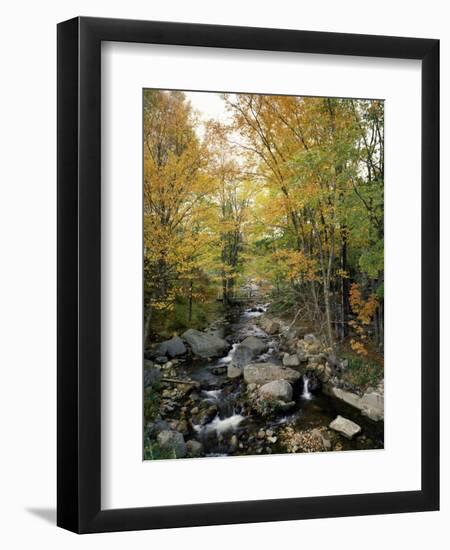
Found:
222,270 -> 229,305
143,305 -> 152,348
340,232 -> 349,340
322,277 -> 334,349
188,281 -> 193,322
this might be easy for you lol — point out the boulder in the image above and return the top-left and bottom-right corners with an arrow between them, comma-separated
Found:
260,317 -> 281,335
156,430 -> 187,458
259,380 -> 293,402
243,363 -> 301,385
296,348 -> 308,363
186,439 -> 203,458
182,329 -> 230,358
144,361 -> 161,388
329,416 -> 361,439
360,391 -> 384,421
158,336 -> 187,358
146,419 -> 170,438
360,391 -> 384,410
282,353 -> 300,367
330,387 -> 384,421
331,387 -> 361,409
211,365 -> 227,375
192,404 -> 218,426
231,344 -> 253,367
227,364 -> 243,378
239,336 -> 268,357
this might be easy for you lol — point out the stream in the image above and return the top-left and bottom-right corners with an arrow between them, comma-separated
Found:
156,303 -> 384,457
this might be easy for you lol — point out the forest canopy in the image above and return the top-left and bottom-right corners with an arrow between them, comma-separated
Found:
143,89 -> 384,356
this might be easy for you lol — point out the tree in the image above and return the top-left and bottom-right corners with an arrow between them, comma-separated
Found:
143,90 -> 384,359
143,90 -> 213,342
205,122 -> 253,303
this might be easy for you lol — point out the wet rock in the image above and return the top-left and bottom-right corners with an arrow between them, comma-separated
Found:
282,353 -> 300,367
144,361 -> 161,388
277,400 -> 296,411
158,336 -> 187,358
182,329 -> 230,358
193,405 -> 218,426
186,439 -> 203,457
231,344 -> 253,367
227,364 -> 243,378
259,380 -> 293,402
239,336 -> 268,357
329,415 -> 361,439
177,382 -> 198,397
157,430 -> 187,457
243,363 -> 301,385
211,365 -> 227,375
155,356 -> 168,364
176,419 -> 189,435
229,434 -> 238,452
146,419 -> 170,438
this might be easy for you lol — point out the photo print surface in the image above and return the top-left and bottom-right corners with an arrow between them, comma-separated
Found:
143,90 -> 384,460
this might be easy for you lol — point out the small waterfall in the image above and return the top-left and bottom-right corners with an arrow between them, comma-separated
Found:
202,389 -> 238,420
203,389 -> 222,400
217,343 -> 238,364
302,375 -> 312,400
202,413 -> 244,434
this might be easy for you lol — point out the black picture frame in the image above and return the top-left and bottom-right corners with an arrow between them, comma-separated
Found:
57,16 -> 439,533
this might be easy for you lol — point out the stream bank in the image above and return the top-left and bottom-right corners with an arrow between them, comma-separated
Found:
144,302 -> 384,460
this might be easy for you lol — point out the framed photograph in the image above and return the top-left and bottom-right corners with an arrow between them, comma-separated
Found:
57,17 -> 439,533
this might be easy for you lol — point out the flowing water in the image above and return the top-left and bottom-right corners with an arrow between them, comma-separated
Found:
301,376 -> 312,400
175,303 -> 384,456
